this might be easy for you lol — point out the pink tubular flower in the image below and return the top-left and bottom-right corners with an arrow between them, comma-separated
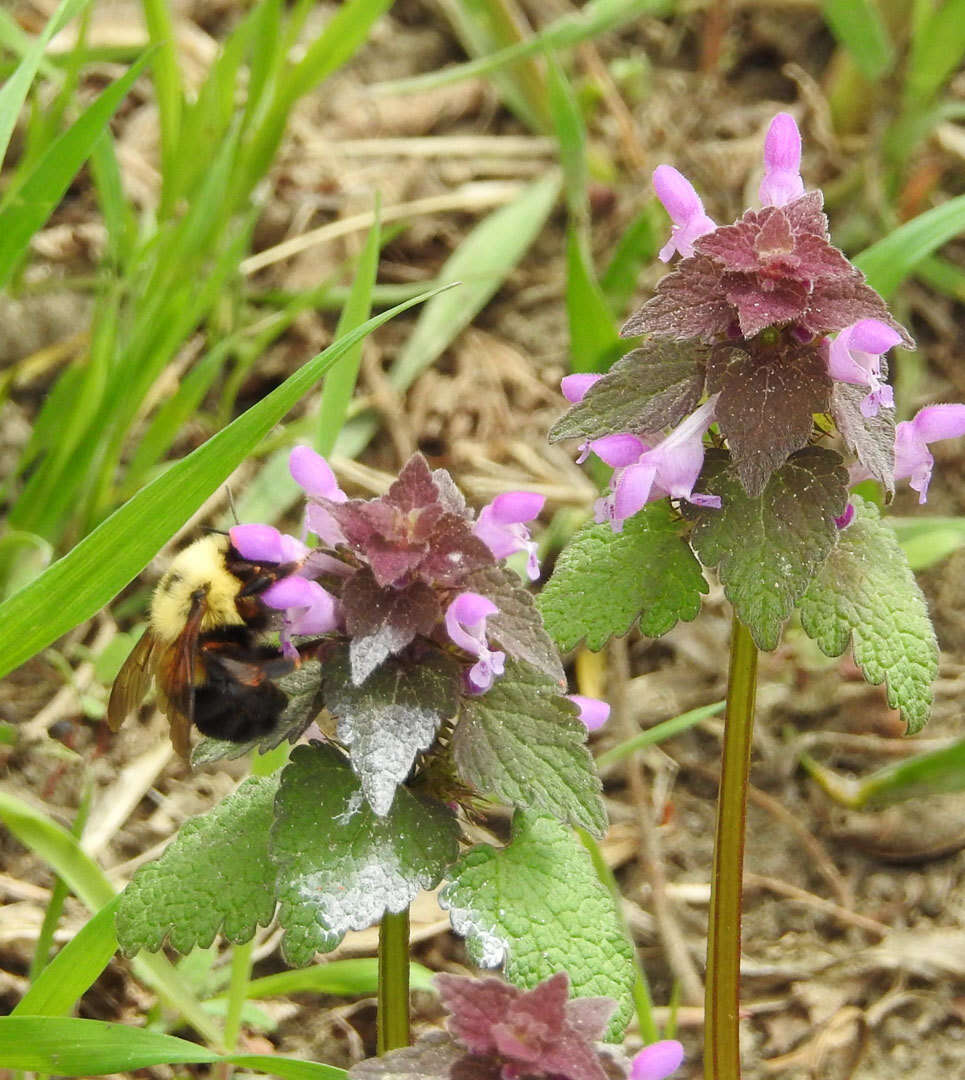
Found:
630,1040 -> 685,1080
289,446 -> 348,546
653,165 -> 717,262
826,319 -> 901,418
473,492 -> 546,581
445,592 -> 505,694
593,397 -> 722,531
759,112 -> 805,207
561,373 -> 603,403
893,404 -> 965,503
567,695 -> 610,731
260,574 -> 339,659
229,523 -> 307,566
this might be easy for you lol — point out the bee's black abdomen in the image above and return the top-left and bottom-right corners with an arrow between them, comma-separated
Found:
193,679 -> 288,742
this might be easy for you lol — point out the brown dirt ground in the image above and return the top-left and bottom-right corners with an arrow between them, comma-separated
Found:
3,2 -> 965,1078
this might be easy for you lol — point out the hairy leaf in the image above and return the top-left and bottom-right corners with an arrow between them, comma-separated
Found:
549,342 -> 706,443
441,811 -> 635,1041
537,505 -> 707,651
708,341 -> 832,497
453,661 -> 605,835
830,381 -> 896,497
325,646 -> 461,815
116,777 -> 278,955
272,743 -> 460,966
799,496 -> 937,732
690,448 -> 848,650
343,571 -> 441,684
349,1033 -> 468,1079
464,563 -> 565,685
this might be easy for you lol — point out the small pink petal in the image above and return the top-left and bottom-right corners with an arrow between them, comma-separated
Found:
589,433 -> 647,468
630,1039 -> 685,1080
759,112 -> 805,207
486,491 -> 545,524
230,524 -> 306,564
653,165 -> 716,261
567,694 -> 610,731
561,373 -> 603,403
289,445 -> 347,501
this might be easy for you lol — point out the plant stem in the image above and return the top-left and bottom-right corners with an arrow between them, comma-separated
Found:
377,909 -> 411,1054
704,614 -> 758,1080
223,939 -> 254,1052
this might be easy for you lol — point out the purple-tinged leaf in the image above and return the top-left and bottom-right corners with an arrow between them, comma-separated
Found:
800,279 -> 914,343
689,448 -> 848,650
549,342 -> 707,443
621,254 -> 734,342
325,645 -> 461,815
272,743 -> 460,967
463,563 -> 565,684
342,570 -> 441,684
436,972 -> 610,1080
452,659 -> 605,835
830,381 -> 896,497
708,341 -> 832,496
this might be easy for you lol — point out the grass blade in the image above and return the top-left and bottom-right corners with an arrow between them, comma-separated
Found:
854,193 -> 965,298
904,0 -> 965,108
373,0 -> 669,97
0,0 -> 92,164
822,0 -> 895,81
317,200 -> 381,455
0,51 -> 150,287
0,286 -> 452,680
14,898 -> 121,1017
239,958 -> 436,999
0,1017 -> 348,1077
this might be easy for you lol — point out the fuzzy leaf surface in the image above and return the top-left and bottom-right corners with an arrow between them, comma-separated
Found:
464,563 -> 565,684
830,381 -> 896,497
272,743 -> 460,966
708,342 -> 832,496
537,505 -> 707,651
453,660 -> 605,835
799,496 -> 937,732
549,342 -> 706,442
690,448 -> 848,650
348,1032 -> 466,1079
326,645 -> 461,815
116,777 -> 278,955
440,811 -> 635,1041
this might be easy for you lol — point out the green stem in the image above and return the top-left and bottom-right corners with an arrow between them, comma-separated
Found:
377,909 -> 411,1054
704,614 -> 758,1080
223,938 -> 254,1052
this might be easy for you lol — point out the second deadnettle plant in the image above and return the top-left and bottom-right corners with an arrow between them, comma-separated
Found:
542,113 -> 963,1077
114,448 -> 681,1073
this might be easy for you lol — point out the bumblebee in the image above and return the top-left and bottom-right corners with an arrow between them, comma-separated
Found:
107,534 -> 297,758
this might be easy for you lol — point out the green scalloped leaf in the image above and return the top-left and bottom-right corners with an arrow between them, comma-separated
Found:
271,743 -> 460,967
116,776 -> 278,956
690,448 -> 848,651
537,503 -> 707,651
441,811 -> 635,1042
453,659 -> 606,836
799,495 -> 938,733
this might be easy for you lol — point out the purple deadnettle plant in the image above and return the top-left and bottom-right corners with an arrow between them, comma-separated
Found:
113,449 -> 645,1061
540,113 -> 961,1078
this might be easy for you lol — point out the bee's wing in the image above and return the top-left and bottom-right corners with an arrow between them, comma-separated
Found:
106,631 -> 159,731
155,598 -> 206,761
